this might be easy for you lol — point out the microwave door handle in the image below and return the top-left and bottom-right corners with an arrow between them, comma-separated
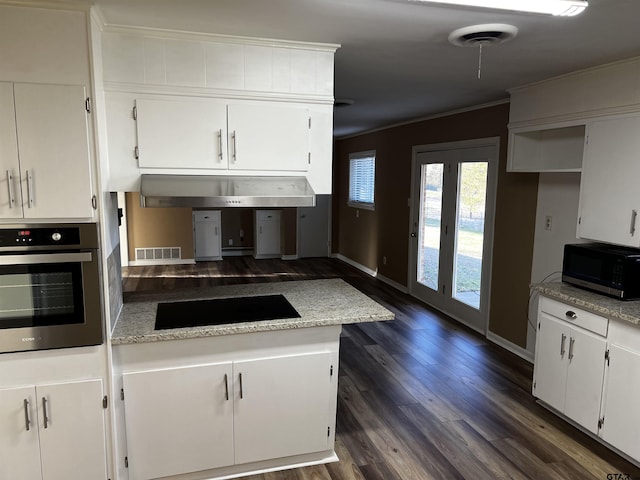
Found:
0,252 -> 92,265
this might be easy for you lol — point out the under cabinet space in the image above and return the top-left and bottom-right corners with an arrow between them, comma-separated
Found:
507,124 -> 585,172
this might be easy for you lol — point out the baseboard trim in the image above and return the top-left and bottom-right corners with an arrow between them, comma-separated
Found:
334,254 -> 378,278
486,331 -> 534,364
222,249 -> 254,257
282,254 -> 299,260
128,259 -> 195,266
376,274 -> 409,293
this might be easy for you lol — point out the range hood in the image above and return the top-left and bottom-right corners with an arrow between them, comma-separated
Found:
139,174 -> 316,208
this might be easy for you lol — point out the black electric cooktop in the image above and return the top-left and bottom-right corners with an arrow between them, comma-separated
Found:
154,294 -> 301,330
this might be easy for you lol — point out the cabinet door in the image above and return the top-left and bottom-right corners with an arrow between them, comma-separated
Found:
228,103 -> 309,171
0,82 -> 23,219
533,313 -> 568,412
194,210 -> 221,260
600,344 -> 640,460
234,352 -> 333,464
136,97 -> 228,170
578,115 -> 640,247
564,328 -> 607,434
14,83 -> 94,219
0,386 -> 43,480
256,210 -> 281,257
37,379 -> 107,480
122,362 -> 234,480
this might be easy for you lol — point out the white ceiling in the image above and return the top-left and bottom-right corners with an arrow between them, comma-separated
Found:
92,0 -> 640,137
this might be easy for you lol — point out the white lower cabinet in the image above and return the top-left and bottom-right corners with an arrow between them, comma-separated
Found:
121,351 -> 334,480
193,210 -> 222,260
533,298 -> 607,434
599,325 -> 640,461
255,210 -> 282,259
0,379 -> 108,480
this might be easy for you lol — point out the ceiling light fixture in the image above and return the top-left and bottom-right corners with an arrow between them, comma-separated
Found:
409,0 -> 588,16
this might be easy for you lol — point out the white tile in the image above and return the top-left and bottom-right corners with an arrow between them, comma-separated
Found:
271,48 -> 291,93
205,42 -> 244,90
164,39 -> 206,87
143,38 -> 166,85
102,33 -> 145,84
244,45 -> 272,92
290,49 -> 316,94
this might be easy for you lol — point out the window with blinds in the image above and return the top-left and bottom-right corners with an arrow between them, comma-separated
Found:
348,151 -> 376,210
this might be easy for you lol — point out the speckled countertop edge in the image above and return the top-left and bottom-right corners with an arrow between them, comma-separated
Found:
531,282 -> 640,325
111,278 -> 395,345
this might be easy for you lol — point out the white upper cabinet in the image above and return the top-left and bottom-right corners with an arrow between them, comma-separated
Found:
228,103 -> 310,171
1,82 -> 94,220
99,28 -> 337,194
136,97 -> 228,170
577,114 -> 640,247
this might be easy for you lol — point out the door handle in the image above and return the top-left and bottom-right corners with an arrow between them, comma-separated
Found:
410,232 -> 417,237
217,129 -> 223,161
231,131 -> 237,163
24,399 -> 31,431
631,209 -> 637,236
568,337 -> 575,361
224,374 -> 229,401
239,373 -> 244,399
560,333 -> 566,357
42,397 -> 49,429
26,170 -> 34,208
6,170 -> 15,208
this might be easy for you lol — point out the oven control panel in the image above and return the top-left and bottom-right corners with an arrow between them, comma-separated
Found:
0,227 -> 81,247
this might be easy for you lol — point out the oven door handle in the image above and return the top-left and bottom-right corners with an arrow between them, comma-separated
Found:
0,252 -> 93,265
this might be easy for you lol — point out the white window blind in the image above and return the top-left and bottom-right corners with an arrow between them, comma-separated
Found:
349,151 -> 375,209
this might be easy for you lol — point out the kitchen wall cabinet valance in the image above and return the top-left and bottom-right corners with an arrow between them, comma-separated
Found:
507,124 -> 585,172
0,379 -> 108,480
0,82 -> 95,220
577,113 -> 640,247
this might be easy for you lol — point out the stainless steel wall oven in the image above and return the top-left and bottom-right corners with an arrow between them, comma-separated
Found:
0,223 -> 103,354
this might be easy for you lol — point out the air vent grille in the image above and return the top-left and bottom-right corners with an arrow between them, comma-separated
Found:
135,247 -> 181,261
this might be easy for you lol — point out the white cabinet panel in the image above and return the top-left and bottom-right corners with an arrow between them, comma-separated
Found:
194,210 -> 222,260
600,344 -> 640,460
578,114 -> 640,247
0,386 -> 42,480
234,352 -> 333,464
13,83 -> 94,219
37,380 -> 108,480
165,39 -> 206,88
105,92 -> 140,191
122,363 -> 234,480
204,43 -> 245,90
228,103 -> 309,171
136,97 -> 228,170
564,327 -> 607,433
533,313 -> 568,412
0,82 -> 22,219
0,380 -> 107,480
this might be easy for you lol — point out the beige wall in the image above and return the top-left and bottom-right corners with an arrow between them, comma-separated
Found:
333,103 -> 539,349
125,192 -> 194,260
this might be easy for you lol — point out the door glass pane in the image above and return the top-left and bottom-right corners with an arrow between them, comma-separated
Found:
453,161 -> 488,309
417,163 -> 444,290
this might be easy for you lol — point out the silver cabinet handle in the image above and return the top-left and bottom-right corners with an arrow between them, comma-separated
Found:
6,170 -> 15,208
631,210 -> 637,236
224,373 -> 229,401
0,252 -> 92,266
565,311 -> 577,320
217,129 -> 223,161
231,131 -> 237,163
239,373 -> 244,399
560,333 -> 566,357
42,397 -> 49,429
24,399 -> 31,431
568,337 -> 575,361
26,170 -> 34,208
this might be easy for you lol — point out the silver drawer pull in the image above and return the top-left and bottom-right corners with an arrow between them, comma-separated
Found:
565,311 -> 577,320
560,333 -> 566,357
217,129 -> 223,161
239,373 -> 244,399
224,373 -> 229,401
42,397 -> 49,429
568,337 -> 575,361
24,399 -> 30,431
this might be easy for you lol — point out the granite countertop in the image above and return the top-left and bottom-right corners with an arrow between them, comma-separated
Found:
531,282 -> 640,325
111,278 -> 395,345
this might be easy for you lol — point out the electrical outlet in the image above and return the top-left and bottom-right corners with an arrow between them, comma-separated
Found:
356,209 -> 360,218
383,256 -> 387,265
545,215 -> 552,231
228,239 -> 233,246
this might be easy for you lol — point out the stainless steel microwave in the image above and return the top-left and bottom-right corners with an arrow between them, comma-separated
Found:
562,243 -> 640,300
0,223 -> 103,354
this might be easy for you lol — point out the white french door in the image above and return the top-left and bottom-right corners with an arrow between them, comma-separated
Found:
409,139 -> 498,334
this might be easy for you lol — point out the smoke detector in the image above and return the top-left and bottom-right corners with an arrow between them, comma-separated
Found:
448,23 -> 518,47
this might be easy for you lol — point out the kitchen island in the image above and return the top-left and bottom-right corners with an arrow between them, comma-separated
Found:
110,279 -> 394,480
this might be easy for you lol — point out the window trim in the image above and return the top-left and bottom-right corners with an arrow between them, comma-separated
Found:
348,150 -> 376,211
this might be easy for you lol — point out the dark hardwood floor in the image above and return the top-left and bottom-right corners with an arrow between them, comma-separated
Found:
122,257 -> 640,480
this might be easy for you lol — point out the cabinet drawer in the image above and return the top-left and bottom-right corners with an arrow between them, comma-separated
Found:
539,296 -> 608,336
